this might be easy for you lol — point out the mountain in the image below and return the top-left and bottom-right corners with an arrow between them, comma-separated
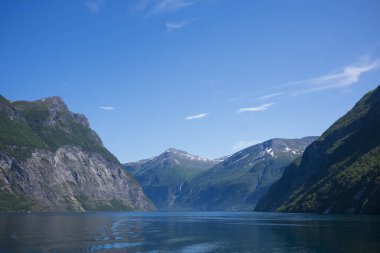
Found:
172,137 -> 318,211
0,95 -> 154,211
125,148 -> 221,209
256,86 -> 380,214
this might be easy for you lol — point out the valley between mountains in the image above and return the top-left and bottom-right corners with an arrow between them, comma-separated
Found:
1,85 -> 380,214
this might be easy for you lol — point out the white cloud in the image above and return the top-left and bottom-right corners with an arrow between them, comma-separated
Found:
259,92 -> 283,100
166,20 -> 188,31
151,0 -> 195,14
229,58 -> 379,105
233,140 -> 261,151
134,0 -> 197,16
237,103 -> 274,113
86,0 -> 106,13
184,113 -> 210,120
99,106 -> 115,110
290,58 -> 379,95
166,17 -> 199,31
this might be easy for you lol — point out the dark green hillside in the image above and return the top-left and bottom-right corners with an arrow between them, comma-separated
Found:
0,96 -> 118,163
0,97 -> 47,160
256,86 -> 380,214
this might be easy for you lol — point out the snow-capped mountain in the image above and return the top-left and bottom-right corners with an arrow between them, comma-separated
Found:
124,148 -> 221,209
173,137 -> 318,211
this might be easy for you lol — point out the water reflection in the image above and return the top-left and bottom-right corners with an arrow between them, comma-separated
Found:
0,212 -> 379,252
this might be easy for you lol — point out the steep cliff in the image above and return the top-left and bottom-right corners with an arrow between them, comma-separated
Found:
0,95 -> 154,211
256,86 -> 380,214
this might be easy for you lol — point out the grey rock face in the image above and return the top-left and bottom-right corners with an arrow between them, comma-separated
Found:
0,146 -> 154,211
40,96 -> 90,128
0,95 -> 155,211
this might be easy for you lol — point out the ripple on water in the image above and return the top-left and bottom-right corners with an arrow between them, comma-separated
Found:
165,236 -> 196,244
88,241 -> 144,252
179,242 -> 220,253
1,212 -> 380,253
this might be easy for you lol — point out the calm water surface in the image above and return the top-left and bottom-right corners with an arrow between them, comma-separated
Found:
0,211 -> 379,252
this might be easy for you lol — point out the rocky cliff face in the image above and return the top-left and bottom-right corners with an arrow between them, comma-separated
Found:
0,95 -> 154,211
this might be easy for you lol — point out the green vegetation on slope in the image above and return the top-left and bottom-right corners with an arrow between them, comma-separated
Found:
0,192 -> 32,211
0,110 -> 48,160
0,96 -> 118,163
255,86 -> 380,214
75,195 -> 134,211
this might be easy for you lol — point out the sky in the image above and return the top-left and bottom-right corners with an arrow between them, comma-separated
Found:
1,0 -> 380,162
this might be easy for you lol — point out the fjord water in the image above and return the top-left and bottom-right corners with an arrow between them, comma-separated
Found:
0,212 -> 379,253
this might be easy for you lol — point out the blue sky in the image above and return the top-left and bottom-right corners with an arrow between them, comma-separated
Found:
1,0 -> 380,162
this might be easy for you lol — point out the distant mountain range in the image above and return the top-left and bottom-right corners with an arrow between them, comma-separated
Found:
174,137 -> 318,211
126,137 -> 317,210
256,85 -> 380,214
1,85 -> 380,214
0,95 -> 154,211
125,148 -> 221,209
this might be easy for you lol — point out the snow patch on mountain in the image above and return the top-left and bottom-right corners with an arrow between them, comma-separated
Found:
265,148 -> 276,158
164,148 -> 220,163
283,146 -> 300,155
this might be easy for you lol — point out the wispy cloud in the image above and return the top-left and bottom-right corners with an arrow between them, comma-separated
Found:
85,0 -> 106,13
134,0 -> 196,16
233,140 -> 261,151
228,58 -> 379,105
166,20 -> 188,31
259,92 -> 284,100
290,58 -> 379,95
237,103 -> 274,113
184,113 -> 210,120
152,0 -> 195,14
166,17 -> 198,31
99,106 -> 115,110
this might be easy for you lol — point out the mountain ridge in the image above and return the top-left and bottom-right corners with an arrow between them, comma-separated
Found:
255,85 -> 380,214
0,95 -> 155,211
172,136 -> 318,211
126,137 -> 317,211
125,148 -> 221,209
